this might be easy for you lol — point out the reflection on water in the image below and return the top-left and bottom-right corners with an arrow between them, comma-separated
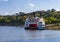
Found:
0,26 -> 60,42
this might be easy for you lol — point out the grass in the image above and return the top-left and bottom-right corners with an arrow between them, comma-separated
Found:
46,25 -> 60,30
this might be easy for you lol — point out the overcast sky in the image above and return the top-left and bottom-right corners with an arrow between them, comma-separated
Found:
0,0 -> 60,15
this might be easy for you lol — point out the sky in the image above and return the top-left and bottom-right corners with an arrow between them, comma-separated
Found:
0,0 -> 60,15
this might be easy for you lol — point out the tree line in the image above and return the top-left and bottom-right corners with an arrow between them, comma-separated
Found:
0,9 -> 60,26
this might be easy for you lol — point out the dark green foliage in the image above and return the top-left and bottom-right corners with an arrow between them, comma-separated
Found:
0,9 -> 60,25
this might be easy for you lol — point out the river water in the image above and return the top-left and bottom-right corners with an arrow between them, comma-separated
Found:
0,26 -> 60,42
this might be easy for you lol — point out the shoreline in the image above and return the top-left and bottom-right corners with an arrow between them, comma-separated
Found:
0,24 -> 60,30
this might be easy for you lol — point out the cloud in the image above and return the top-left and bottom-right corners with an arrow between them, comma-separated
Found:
0,0 -> 8,2
1,12 -> 10,15
28,3 -> 35,7
4,12 -> 9,15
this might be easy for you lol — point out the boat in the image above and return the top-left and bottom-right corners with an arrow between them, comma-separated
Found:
24,17 -> 46,30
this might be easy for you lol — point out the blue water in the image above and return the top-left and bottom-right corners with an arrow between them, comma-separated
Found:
0,26 -> 60,42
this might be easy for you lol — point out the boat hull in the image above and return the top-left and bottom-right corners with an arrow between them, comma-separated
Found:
25,27 -> 45,30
